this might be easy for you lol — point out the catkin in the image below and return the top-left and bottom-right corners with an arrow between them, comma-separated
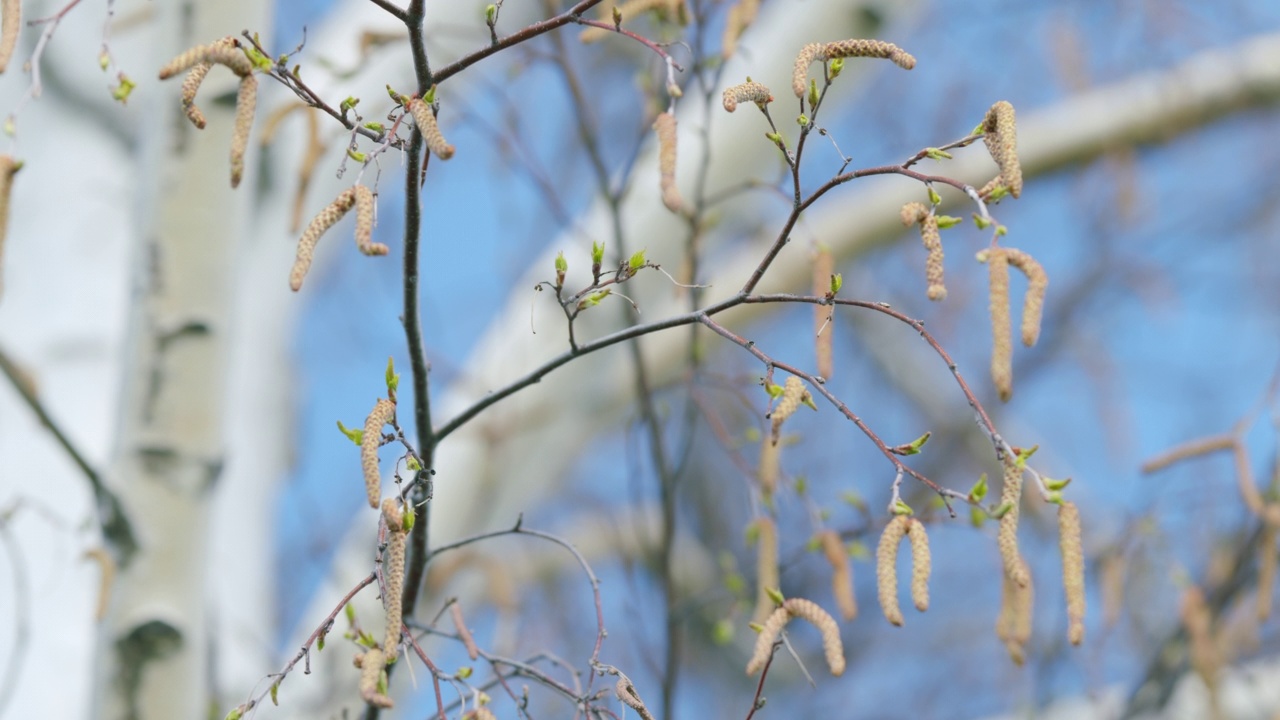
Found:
978,175 -> 1006,202
580,0 -> 687,43
290,188 -> 357,291
746,598 -> 844,676
463,709 -> 498,720
1003,248 -> 1047,347
83,547 -> 116,621
907,520 -> 932,612
982,248 -> 1013,402
381,499 -> 406,661
1260,521 -> 1277,621
982,101 -> 1022,198
792,39 -> 915,98
0,155 -> 19,299
615,676 -> 656,720
353,185 -> 388,256
721,80 -> 773,113
899,201 -> 928,227
1058,502 -> 1085,645
229,75 -> 256,188
919,213 -> 945,301
813,247 -> 834,379
1180,586 -> 1220,707
356,648 -> 393,708
653,112 -> 683,214
820,530 -> 856,621
721,0 -> 760,59
406,97 -> 455,160
998,454 -> 1029,587
159,41 -> 252,80
769,376 -> 809,445
876,515 -> 910,626
361,398 -> 396,508
450,603 -> 480,660
0,0 -> 19,74
758,435 -> 779,502
752,517 -> 780,624
996,558 -> 1033,666
178,36 -> 236,129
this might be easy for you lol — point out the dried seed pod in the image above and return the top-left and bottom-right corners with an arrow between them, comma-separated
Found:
381,498 -> 407,661
1259,520 -> 1277,621
876,515 -> 910,626
159,40 -> 252,79
229,75 -> 257,188
757,434 -> 779,502
793,39 -> 915,97
1003,248 -> 1047,347
982,101 -> 1022,198
290,188 -> 357,291
1058,502 -> 1085,645
981,248 -> 1013,402
812,247 -> 834,379
751,516 -> 780,624
653,112 -> 683,214
722,80 -> 773,113
361,398 -> 396,508
615,676 -> 656,720
406,97 -> 455,160
820,530 -> 856,621
581,0 -> 688,43
720,0 -> 760,59
83,547 -> 116,621
0,155 -> 20,299
907,519 -> 932,612
919,213 -> 945,301
745,598 -> 845,676
997,454 -> 1029,587
450,603 -> 480,661
996,558 -> 1033,665
0,0 -> 19,74
357,647 -> 393,708
353,185 -> 388,256
769,376 -> 811,444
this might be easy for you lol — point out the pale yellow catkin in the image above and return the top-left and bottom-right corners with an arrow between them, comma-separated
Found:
615,676 -> 656,720
463,708 -> 498,720
158,42 -> 252,80
983,248 -> 1013,402
920,213 -> 945,301
353,185 -> 388,256
721,80 -> 773,113
982,101 -> 1022,198
876,515 -> 910,626
406,97 -> 455,160
907,519 -> 932,612
1058,501 -> 1085,646
381,499 -> 406,661
745,598 -> 845,676
998,454 -> 1029,587
290,188 -> 357,291
820,530 -> 857,621
361,398 -> 396,508
0,0 -> 19,74
178,36 -> 236,129
653,112 -> 683,214
899,201 -> 928,227
812,247 -> 834,379
580,0 -> 687,43
0,155 -> 20,299
752,516 -> 780,624
996,557 -> 1033,666
229,75 -> 256,189
757,435 -> 779,502
1260,521 -> 1277,621
792,39 -> 915,98
450,602 -> 480,661
720,0 -> 760,59
1003,248 -> 1047,347
83,547 -> 116,621
769,376 -> 809,444
1100,551 -> 1125,628
356,647 -> 393,708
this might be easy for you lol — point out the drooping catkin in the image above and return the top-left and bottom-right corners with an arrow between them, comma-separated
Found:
996,558 -> 1033,666
721,80 -> 773,113
982,248 -> 1013,402
353,185 -> 388,256
406,97 -> 455,160
978,175 -> 1007,202
1003,248 -> 1047,347
769,376 -> 810,445
792,39 -> 915,98
83,547 -> 116,621
1058,501 -> 1085,645
361,398 -> 396,508
876,515 -> 910,626
450,602 -> 480,661
899,201 -> 928,227
0,0 -> 19,74
356,647 -> 393,708
229,75 -> 257,189
752,516 -> 780,624
998,454 -> 1029,587
0,155 -> 20,299
381,499 -> 406,661
1180,586 -> 1220,707
1259,521 -> 1277,621
757,435 -> 779,502
919,213 -> 945,301
720,0 -> 760,59
982,101 -> 1022,198
906,519 -> 932,612
820,530 -> 857,621
813,247 -> 834,379
158,41 -> 252,80
580,0 -> 687,43
291,188 -> 357,291
178,36 -> 236,129
745,598 -> 845,676
615,676 -> 656,720
653,112 -> 683,214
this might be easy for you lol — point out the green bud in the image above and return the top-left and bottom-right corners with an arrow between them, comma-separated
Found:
829,272 -> 842,294
1046,490 -> 1064,505
344,603 -> 357,624
98,51 -> 110,71
1043,476 -> 1072,491
893,500 -> 913,516
402,506 -> 416,532
899,431 -> 931,456
364,121 -> 385,132
829,58 -> 844,77
110,75 -> 136,104
339,96 -> 360,113
225,707 -> 245,720
723,570 -> 744,595
995,224 -> 1008,237
764,382 -> 784,399
385,356 -> 399,394
555,251 -> 568,273
336,420 -> 364,446
801,393 -> 818,411
406,455 -> 421,472
347,149 -> 367,163
1014,445 -> 1039,468
991,501 -> 1014,519
986,185 -> 1009,201
765,587 -> 785,606
924,147 -> 953,160
848,541 -> 869,560
797,114 -> 809,127
591,240 -> 605,266
935,215 -> 963,229
423,85 -> 437,104
712,618 -> 734,645
968,473 -> 988,502
386,85 -> 404,104
927,186 -> 941,205
485,3 -> 497,23
3,117 -> 15,137
628,249 -> 647,271
971,120 -> 986,136
270,682 -> 280,706
765,132 -> 782,143
794,475 -> 807,495
969,506 -> 986,528
807,79 -> 819,109
973,213 -> 992,230
457,666 -> 473,679
841,490 -> 865,511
